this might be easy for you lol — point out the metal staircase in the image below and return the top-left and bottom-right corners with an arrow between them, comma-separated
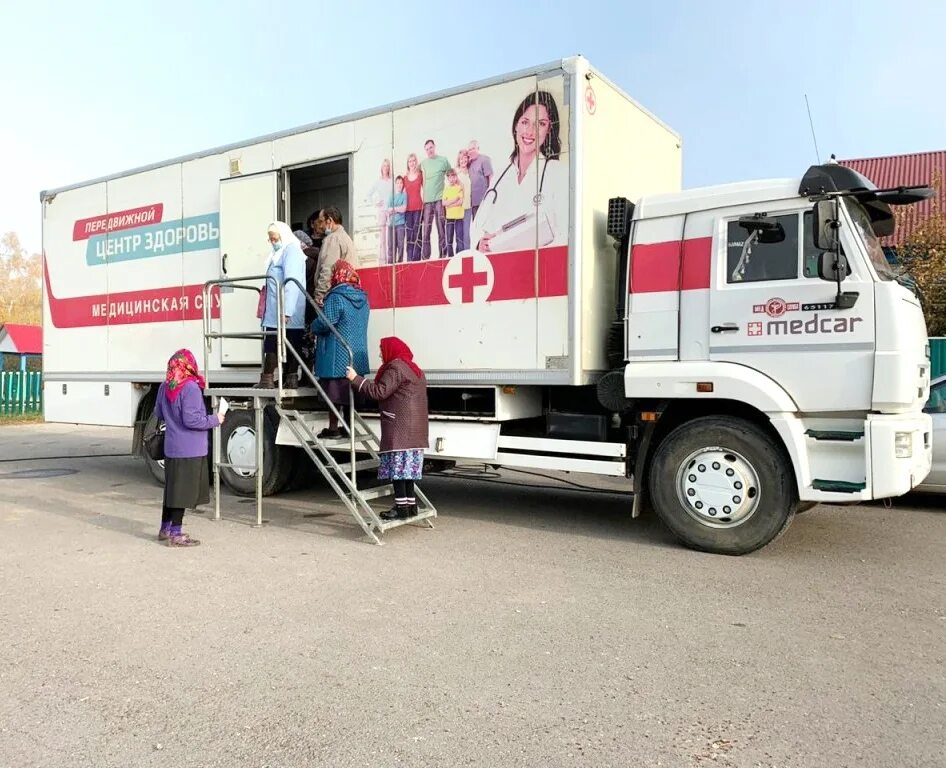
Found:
276,407 -> 436,544
200,274 -> 437,543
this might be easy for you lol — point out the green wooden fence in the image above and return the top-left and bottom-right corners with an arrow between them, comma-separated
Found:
931,338 -> 946,381
0,371 -> 43,415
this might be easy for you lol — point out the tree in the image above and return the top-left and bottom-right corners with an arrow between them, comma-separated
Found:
0,232 -> 43,326
894,173 -> 946,335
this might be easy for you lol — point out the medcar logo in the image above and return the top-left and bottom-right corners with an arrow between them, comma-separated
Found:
757,314 -> 864,336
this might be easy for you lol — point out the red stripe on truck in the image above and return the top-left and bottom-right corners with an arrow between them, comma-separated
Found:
44,261 -> 220,329
360,246 -> 568,308
629,237 -> 712,293
43,245 -> 569,328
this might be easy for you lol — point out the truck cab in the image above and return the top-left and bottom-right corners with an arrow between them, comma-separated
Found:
609,163 -> 933,554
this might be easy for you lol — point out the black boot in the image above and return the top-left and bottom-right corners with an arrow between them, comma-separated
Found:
380,504 -> 410,521
254,353 -> 278,388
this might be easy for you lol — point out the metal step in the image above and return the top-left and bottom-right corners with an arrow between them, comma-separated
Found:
357,486 -> 396,502
336,459 -> 380,473
805,429 -> 865,442
321,434 -> 377,449
302,437 -> 375,452
281,411 -> 374,438
377,508 -> 437,532
812,479 -> 867,493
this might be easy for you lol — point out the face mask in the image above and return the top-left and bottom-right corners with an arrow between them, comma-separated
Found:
323,224 -> 333,235
271,241 -> 281,252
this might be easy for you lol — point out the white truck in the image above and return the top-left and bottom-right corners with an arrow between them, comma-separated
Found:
40,56 -> 933,554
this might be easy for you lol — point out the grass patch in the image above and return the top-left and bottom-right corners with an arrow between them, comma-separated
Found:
0,412 -> 43,425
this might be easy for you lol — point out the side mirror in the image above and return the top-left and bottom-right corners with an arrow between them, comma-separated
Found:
818,251 -> 849,282
812,200 -> 840,251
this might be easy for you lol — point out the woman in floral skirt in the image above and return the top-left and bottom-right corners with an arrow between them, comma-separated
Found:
346,336 -> 429,520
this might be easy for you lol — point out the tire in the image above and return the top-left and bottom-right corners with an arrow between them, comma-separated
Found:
648,416 -> 797,555
423,458 -> 456,473
142,409 -> 166,486
218,405 -> 293,497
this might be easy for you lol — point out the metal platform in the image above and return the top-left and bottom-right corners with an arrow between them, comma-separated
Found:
205,386 -> 321,399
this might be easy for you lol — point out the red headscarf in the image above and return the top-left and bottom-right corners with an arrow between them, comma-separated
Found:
164,349 -> 206,402
377,336 -> 423,379
330,260 -> 360,288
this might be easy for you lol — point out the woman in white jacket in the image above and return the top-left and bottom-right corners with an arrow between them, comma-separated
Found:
256,221 -> 306,389
470,89 -> 568,255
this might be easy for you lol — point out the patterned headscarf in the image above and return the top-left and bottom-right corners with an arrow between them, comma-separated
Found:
377,336 -> 423,379
164,349 -> 205,402
330,260 -> 360,288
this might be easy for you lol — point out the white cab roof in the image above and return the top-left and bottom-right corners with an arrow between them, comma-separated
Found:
636,178 -> 802,219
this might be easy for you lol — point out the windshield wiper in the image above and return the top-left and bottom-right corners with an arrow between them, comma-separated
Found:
894,272 -> 918,295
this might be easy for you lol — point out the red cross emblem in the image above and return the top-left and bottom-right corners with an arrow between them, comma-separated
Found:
585,86 -> 596,115
442,254 -> 494,304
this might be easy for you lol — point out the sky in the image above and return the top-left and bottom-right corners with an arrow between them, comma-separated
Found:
2,0 -> 945,255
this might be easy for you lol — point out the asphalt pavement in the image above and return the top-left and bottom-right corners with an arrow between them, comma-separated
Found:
0,423 -> 943,768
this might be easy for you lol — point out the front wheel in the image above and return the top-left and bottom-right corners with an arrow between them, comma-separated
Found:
648,416 -> 797,555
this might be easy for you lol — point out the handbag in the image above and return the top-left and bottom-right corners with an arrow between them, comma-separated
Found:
256,284 -> 267,319
143,421 -> 166,461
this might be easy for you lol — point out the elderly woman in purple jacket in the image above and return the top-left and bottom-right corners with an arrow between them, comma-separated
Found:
153,349 -> 225,547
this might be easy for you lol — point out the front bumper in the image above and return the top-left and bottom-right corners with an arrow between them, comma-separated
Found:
868,412 -> 932,498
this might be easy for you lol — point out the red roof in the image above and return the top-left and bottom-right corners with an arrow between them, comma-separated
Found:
840,150 -> 946,246
1,324 -> 43,354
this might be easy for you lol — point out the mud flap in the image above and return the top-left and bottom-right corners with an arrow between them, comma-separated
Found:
628,402 -> 667,518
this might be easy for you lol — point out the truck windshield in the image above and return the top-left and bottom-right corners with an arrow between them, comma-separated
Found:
843,198 -> 894,280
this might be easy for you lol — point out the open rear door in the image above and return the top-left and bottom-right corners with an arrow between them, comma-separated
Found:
218,172 -> 280,365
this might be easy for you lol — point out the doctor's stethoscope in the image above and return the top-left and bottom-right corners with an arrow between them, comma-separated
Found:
482,156 -> 550,207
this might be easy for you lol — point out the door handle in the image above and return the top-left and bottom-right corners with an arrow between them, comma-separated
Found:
711,324 -> 739,333
221,252 -> 228,275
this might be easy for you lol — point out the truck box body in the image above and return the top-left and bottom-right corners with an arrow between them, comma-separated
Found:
41,57 -> 682,426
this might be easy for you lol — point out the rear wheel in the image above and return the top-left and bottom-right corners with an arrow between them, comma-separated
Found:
648,416 -> 796,555
218,405 -> 293,497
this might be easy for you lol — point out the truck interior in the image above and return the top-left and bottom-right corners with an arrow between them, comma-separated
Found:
286,158 -> 350,233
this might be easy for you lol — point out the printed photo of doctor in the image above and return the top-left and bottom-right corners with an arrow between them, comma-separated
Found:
361,81 -> 569,265
469,89 -> 568,255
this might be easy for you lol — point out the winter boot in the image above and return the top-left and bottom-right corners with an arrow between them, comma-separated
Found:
254,353 -> 278,388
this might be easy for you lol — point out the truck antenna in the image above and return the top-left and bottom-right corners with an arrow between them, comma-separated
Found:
804,94 -> 822,164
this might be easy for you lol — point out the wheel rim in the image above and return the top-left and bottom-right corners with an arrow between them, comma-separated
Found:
227,426 -> 258,478
674,447 -> 760,529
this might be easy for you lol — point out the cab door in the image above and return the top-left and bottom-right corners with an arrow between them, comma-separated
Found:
218,171 -> 281,365
708,206 -> 875,412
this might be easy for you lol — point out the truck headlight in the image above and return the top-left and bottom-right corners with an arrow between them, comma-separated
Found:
895,432 -> 913,458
